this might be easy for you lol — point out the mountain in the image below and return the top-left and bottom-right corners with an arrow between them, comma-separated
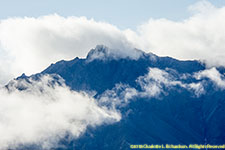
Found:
8,45 -> 225,150
41,45 -> 204,94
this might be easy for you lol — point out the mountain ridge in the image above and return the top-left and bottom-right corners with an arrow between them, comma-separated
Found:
39,45 -> 205,93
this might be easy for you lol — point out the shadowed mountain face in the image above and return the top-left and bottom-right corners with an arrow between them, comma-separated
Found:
9,45 -> 225,150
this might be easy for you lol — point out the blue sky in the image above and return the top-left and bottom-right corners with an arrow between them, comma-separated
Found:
1,0 -> 225,29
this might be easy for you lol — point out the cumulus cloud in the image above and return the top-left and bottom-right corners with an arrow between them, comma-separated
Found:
0,14 -> 134,85
0,75 -> 120,150
124,0 -> 225,67
1,0 -> 225,85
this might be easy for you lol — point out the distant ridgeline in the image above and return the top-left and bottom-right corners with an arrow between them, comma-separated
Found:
7,45 -> 225,150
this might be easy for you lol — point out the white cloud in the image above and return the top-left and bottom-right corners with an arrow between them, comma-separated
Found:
137,68 -> 205,97
124,0 -> 225,67
99,84 -> 138,109
188,0 -> 216,14
86,45 -> 142,62
186,82 -> 205,97
99,68 -> 206,108
0,14 -> 134,85
195,67 -> 225,89
1,1 -> 225,85
136,68 -> 168,97
0,75 -> 120,150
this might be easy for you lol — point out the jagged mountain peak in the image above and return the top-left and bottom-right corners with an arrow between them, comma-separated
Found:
86,45 -> 110,60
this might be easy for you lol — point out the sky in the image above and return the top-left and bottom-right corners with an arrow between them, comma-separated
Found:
1,0 -> 225,29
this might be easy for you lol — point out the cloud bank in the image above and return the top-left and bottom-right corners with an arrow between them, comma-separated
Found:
0,15 -> 133,85
0,75 -> 120,150
1,0 -> 225,84
125,1 -> 225,67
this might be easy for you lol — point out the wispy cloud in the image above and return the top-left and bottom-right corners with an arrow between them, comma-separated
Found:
195,67 -> 225,89
99,67 -> 206,109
